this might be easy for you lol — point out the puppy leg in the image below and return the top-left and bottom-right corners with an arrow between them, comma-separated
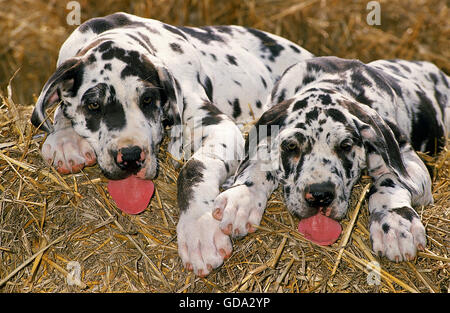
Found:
176,117 -> 244,276
367,144 -> 431,262
214,131 -> 279,238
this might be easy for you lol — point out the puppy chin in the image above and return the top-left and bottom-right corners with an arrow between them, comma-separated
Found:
285,200 -> 316,219
321,202 -> 348,221
102,168 -> 131,180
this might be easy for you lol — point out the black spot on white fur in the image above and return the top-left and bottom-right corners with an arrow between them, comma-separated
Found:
177,160 -> 206,211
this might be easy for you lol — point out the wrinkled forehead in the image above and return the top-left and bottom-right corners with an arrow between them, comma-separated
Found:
73,39 -> 160,97
94,40 -> 159,80
77,76 -> 156,102
286,100 -> 358,142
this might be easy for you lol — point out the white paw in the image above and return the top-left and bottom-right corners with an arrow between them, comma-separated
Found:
177,210 -> 232,277
42,128 -> 96,174
369,206 -> 426,262
213,185 -> 266,237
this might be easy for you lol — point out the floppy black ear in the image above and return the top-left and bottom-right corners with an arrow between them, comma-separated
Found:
341,100 -> 410,181
156,66 -> 184,162
156,67 -> 182,127
235,99 -> 293,178
31,58 -> 84,133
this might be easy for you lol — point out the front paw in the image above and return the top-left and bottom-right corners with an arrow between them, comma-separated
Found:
369,206 -> 426,262
213,185 -> 266,237
42,128 -> 96,174
177,210 -> 232,277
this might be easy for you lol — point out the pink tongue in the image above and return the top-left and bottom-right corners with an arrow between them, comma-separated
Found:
298,212 -> 342,246
107,175 -> 154,214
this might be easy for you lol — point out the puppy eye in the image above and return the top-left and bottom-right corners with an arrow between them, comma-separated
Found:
287,142 -> 298,151
339,138 -> 353,152
141,95 -> 152,106
283,141 -> 299,152
87,101 -> 100,111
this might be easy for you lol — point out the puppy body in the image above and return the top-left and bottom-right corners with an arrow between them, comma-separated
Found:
216,56 -> 449,262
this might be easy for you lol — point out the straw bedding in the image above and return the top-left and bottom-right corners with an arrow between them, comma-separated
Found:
0,0 -> 448,293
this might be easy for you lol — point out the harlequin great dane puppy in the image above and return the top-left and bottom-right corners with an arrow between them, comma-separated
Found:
30,12 -> 314,276
215,56 -> 449,263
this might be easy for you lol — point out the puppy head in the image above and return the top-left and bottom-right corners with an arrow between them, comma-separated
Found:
31,39 -> 182,180
263,91 -> 410,220
276,98 -> 365,220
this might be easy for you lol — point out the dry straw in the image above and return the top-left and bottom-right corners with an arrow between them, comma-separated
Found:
0,0 -> 449,293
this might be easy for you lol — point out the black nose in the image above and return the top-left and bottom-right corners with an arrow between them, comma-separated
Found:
305,182 -> 335,208
116,146 -> 144,171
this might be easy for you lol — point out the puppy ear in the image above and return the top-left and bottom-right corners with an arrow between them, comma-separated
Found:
237,99 -> 293,177
31,58 -> 84,133
156,66 -> 184,163
342,100 -> 410,181
156,67 -> 182,126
